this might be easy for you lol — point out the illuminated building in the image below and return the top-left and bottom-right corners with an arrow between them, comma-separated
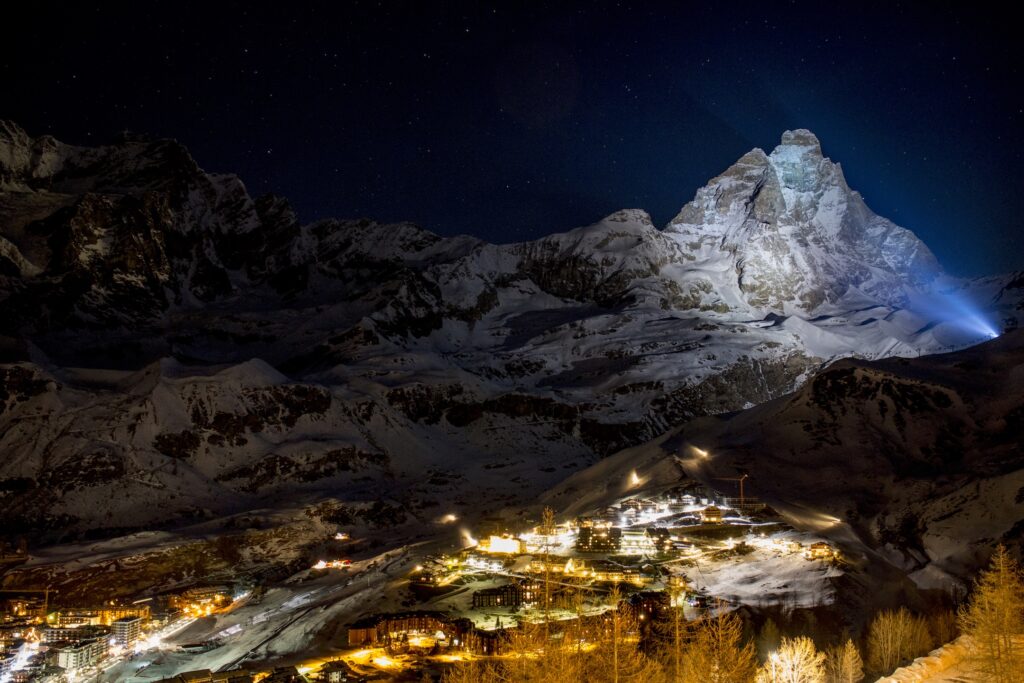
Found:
523,557 -> 650,586
477,535 -> 524,554
320,660 -> 359,683
619,529 -> 658,555
55,638 -> 106,670
345,611 -> 513,654
0,626 -> 26,647
526,557 -> 579,575
520,523 -> 576,553
54,604 -> 150,627
673,494 -> 697,509
700,505 -> 723,524
471,581 -> 540,608
155,669 -> 254,683
627,498 -> 660,515
11,657 -> 46,683
624,591 -> 671,621
170,586 -> 231,614
644,528 -> 674,554
56,611 -> 102,627
347,611 -> 469,648
465,553 -> 505,571
1,597 -> 47,619
262,666 -> 304,683
575,525 -> 622,552
587,560 -> 648,586
99,603 -> 151,625
42,626 -> 109,645
175,586 -> 230,603
112,616 -> 143,647
804,542 -> 835,561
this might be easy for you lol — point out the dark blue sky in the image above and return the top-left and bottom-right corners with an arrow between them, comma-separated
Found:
3,1 -> 1021,275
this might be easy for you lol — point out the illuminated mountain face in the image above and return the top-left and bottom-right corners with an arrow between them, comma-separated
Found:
668,129 -> 942,312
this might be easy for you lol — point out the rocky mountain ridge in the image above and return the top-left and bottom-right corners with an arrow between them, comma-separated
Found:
1,120 -> 1020,538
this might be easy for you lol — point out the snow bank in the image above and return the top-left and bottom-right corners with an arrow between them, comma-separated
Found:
874,636 -> 971,682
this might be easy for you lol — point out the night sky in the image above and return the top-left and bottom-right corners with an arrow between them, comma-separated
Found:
3,1 -> 1021,276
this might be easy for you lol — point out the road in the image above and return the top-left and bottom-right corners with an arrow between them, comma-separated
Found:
87,616 -> 197,683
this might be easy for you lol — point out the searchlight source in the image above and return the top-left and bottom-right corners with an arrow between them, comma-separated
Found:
909,288 -> 1001,342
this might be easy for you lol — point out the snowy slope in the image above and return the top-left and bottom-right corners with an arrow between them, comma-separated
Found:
545,329 -> 1024,588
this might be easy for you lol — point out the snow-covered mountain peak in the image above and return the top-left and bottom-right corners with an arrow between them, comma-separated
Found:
777,128 -> 822,154
598,208 -> 655,227
531,209 -> 659,251
0,120 -> 215,197
768,128 -> 838,194
0,120 -> 30,153
0,120 -> 61,190
663,129 -> 943,312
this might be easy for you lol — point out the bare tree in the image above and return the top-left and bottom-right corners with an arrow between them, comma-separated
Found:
908,614 -> 934,657
866,607 -> 931,674
957,544 -> 1024,683
756,636 -> 825,683
927,608 -> 958,647
824,639 -> 863,683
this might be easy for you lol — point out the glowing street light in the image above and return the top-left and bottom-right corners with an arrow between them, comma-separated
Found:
372,655 -> 398,668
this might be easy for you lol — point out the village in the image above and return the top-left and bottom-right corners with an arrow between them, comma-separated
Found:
0,478 -> 844,683
0,584 -> 242,683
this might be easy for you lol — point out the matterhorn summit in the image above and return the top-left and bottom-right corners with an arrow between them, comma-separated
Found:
667,129 -> 941,312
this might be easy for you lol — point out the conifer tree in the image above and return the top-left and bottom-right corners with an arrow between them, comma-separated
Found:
823,639 -> 863,683
679,609 -> 758,683
957,544 -> 1024,683
757,618 -> 782,661
583,586 -> 663,682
